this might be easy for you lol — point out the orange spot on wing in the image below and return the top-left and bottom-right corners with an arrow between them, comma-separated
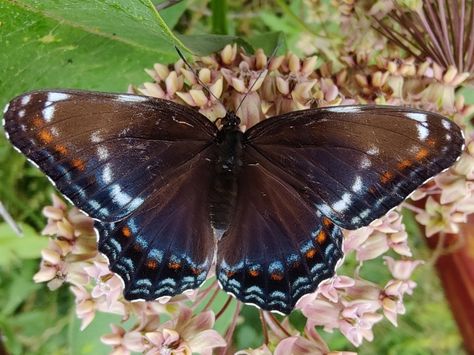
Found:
32,117 -> 43,127
316,230 -> 327,244
249,269 -> 259,277
54,144 -> 67,155
191,267 -> 201,275
168,261 -> 181,270
380,171 -> 394,184
38,129 -> 53,144
122,226 -> 132,238
305,248 -> 316,259
270,272 -> 284,281
427,138 -> 436,147
146,260 -> 158,269
416,148 -> 429,160
322,217 -> 332,227
397,159 -> 412,170
71,158 -> 85,171
226,270 -> 235,278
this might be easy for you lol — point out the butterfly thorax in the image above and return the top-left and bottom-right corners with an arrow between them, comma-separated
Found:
209,112 -> 244,238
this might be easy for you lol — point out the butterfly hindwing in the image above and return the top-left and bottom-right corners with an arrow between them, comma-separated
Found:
96,147 -> 216,300
244,106 -> 464,230
4,89 -> 218,299
216,146 -> 343,314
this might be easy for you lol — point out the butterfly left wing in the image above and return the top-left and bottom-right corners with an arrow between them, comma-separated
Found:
3,90 -> 218,221
216,147 -> 344,314
243,106 -> 464,230
97,146 -> 216,300
3,90 -> 218,299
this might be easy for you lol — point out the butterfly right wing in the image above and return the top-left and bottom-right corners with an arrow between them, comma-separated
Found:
4,90 -> 218,299
243,106 -> 464,230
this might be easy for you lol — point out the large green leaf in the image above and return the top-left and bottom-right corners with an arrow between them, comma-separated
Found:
0,1 -> 177,102
0,223 -> 48,267
9,0 -> 178,54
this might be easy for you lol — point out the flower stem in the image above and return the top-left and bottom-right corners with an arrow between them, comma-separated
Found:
202,285 -> 221,311
259,310 -> 269,345
267,312 -> 292,338
215,295 -> 233,320
219,302 -> 242,355
192,280 -> 217,310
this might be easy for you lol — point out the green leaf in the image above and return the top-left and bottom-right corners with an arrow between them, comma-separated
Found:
1,261 -> 41,316
211,0 -> 228,35
0,223 -> 48,266
68,311 -> 122,355
247,31 -> 287,55
0,1 -> 176,101
9,0 -> 178,54
158,0 -> 188,29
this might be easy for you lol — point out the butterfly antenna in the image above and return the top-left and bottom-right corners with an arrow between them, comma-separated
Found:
175,46 -> 221,102
235,43 -> 281,113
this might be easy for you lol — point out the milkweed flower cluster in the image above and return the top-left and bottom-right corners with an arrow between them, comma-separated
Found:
33,3 -> 474,353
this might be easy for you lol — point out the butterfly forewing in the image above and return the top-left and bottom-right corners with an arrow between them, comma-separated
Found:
4,89 -> 218,299
4,90 -> 217,221
244,106 -> 464,230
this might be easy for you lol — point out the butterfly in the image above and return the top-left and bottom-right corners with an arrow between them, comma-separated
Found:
2,89 -> 464,314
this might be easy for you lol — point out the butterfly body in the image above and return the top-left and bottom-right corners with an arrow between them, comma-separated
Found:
3,90 -> 464,314
210,112 -> 244,234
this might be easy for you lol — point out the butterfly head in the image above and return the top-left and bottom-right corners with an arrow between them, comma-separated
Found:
221,111 -> 241,131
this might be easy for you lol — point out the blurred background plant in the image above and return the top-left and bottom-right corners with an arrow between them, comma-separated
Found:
0,0 -> 473,354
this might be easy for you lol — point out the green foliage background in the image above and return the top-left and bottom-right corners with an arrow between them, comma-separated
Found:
0,0 -> 467,354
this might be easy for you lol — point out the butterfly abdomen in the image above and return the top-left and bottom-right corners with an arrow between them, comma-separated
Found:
209,127 -> 244,237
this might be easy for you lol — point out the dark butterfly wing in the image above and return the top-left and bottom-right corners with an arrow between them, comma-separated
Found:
4,90 -> 218,299
216,147 -> 344,314
244,106 -> 464,230
97,147 -> 216,300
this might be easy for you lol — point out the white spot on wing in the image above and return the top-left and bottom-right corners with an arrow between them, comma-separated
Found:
21,95 -> 31,106
18,109 -> 25,118
332,192 -> 352,212
367,146 -> 379,155
89,199 -> 101,210
3,103 -> 9,114
407,112 -> 427,123
48,92 -> 70,102
97,146 -> 109,160
42,105 -> 55,122
102,164 -> 113,183
110,184 -> 144,210
442,120 -> 452,130
360,156 -> 372,169
115,94 -> 148,103
111,184 -> 131,206
316,203 -> 333,217
90,132 -> 102,143
326,106 -> 361,113
416,124 -> 429,140
352,176 -> 363,192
